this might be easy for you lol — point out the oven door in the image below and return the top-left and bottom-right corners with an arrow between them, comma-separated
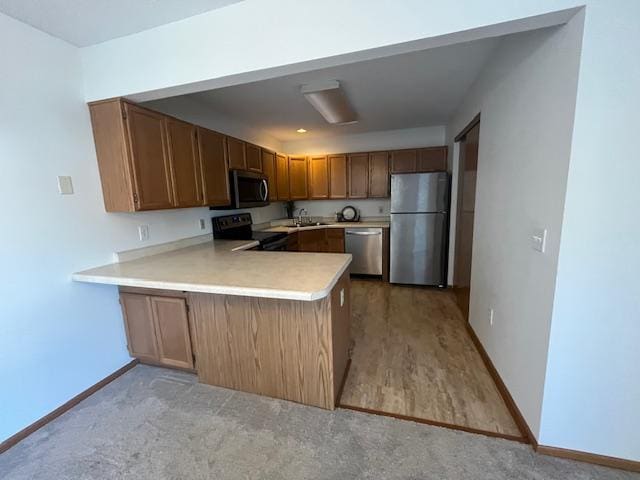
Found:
231,170 -> 269,208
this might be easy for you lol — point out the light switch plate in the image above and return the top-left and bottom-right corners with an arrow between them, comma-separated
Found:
340,288 -> 345,307
199,219 -> 206,230
531,228 -> 547,253
57,176 -> 74,194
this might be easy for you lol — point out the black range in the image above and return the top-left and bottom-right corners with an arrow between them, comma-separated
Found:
212,213 -> 288,251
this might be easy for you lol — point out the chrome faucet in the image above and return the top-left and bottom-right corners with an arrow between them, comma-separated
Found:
298,208 -> 308,225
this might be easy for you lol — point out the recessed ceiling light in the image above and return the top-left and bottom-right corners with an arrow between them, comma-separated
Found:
296,128 -> 307,133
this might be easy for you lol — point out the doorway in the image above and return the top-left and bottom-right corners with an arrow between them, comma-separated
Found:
453,116 -> 480,321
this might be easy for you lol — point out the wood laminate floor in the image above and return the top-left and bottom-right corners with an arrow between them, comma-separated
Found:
339,279 -> 522,438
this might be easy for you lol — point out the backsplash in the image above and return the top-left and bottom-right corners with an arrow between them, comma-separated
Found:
291,199 -> 390,220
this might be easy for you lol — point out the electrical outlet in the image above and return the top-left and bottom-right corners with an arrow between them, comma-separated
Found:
378,206 -> 384,214
489,308 -> 494,327
138,225 -> 150,241
199,218 -> 206,230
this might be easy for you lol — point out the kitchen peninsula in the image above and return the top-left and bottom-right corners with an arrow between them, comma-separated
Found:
72,240 -> 352,410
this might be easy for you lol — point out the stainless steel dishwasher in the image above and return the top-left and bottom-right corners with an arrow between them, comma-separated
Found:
345,227 -> 383,275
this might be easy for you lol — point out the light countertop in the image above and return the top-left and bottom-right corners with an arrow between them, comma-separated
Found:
263,221 -> 390,233
72,240 -> 352,301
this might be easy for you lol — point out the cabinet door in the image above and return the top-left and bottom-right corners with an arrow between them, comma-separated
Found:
299,229 -> 326,252
227,137 -> 246,170
150,297 -> 194,370
326,228 -> 345,253
276,153 -> 290,200
329,154 -> 348,199
289,156 -> 308,199
417,146 -> 448,172
348,153 -> 369,198
390,149 -> 417,173
197,127 -> 230,207
123,103 -> 173,210
308,155 -> 329,199
261,150 -> 278,201
368,151 -> 389,198
246,143 -> 262,172
165,118 -> 202,207
120,293 -> 159,362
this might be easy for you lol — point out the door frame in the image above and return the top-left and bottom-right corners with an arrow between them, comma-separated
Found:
451,113 -> 480,321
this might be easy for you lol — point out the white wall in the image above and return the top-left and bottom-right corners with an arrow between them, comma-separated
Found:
445,16 -> 584,439
283,126 -> 445,155
540,0 -> 640,461
0,13 -> 282,442
79,0 -> 580,102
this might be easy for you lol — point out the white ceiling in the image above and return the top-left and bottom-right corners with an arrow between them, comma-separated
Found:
0,0 -> 244,46
188,37 -> 501,142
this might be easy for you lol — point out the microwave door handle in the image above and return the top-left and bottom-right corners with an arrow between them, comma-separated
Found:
261,179 -> 269,201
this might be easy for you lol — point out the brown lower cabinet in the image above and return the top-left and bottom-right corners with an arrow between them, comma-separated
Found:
117,273 -> 352,410
119,290 -> 194,370
298,229 -> 326,252
293,228 -> 345,253
326,229 -> 345,253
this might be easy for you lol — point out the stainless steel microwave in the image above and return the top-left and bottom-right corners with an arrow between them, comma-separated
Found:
227,170 -> 269,209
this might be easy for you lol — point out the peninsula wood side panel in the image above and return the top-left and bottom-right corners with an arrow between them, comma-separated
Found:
331,271 -> 351,400
188,291 -> 338,409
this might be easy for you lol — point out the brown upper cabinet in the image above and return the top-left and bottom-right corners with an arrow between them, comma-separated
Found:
227,137 -> 246,170
391,147 -> 447,173
89,99 -> 174,212
261,149 -> 278,201
276,153 -> 290,201
348,153 -> 369,198
289,156 -> 308,200
308,155 -> 329,199
197,127 -> 230,206
390,149 -> 418,173
417,146 -> 448,172
368,151 -> 390,198
329,154 -> 348,199
165,118 -> 202,207
246,143 -> 262,172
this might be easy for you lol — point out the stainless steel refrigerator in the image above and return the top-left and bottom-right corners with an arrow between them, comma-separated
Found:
390,172 -> 450,286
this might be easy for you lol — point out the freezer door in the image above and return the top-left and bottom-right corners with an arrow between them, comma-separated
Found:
391,172 -> 449,213
390,212 -> 447,285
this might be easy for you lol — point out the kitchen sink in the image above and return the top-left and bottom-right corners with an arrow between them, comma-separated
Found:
287,222 -> 329,228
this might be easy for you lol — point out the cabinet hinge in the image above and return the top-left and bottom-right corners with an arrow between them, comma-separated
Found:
133,192 -> 139,204
185,303 -> 190,313
121,106 -> 127,120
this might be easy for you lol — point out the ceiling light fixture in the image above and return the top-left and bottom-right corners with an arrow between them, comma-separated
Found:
301,80 -> 358,125
296,128 -> 307,133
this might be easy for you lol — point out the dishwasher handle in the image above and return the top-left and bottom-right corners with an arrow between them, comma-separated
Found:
345,230 -> 381,236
